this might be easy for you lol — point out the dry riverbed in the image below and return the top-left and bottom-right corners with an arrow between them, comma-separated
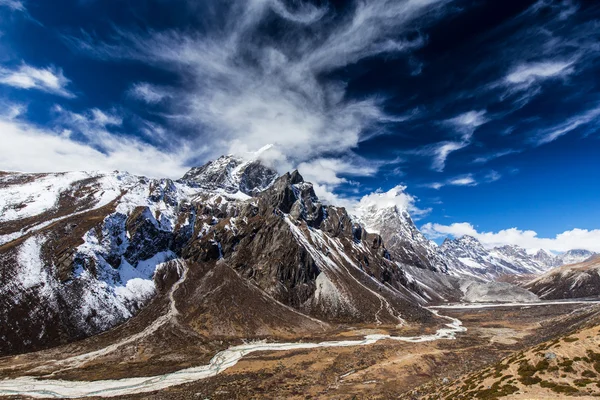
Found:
1,302 -> 598,399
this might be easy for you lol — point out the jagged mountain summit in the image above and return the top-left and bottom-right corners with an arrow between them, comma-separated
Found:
532,248 -> 562,269
355,203 -> 447,273
0,158 -> 434,356
181,153 -> 279,196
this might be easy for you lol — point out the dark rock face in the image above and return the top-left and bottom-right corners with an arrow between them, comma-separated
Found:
265,171 -> 324,227
181,171 -> 426,321
0,161 -> 435,356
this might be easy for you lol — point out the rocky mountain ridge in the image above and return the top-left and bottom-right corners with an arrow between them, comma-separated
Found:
354,203 -> 448,273
435,235 -> 595,282
0,153 -> 594,356
0,157 -> 432,356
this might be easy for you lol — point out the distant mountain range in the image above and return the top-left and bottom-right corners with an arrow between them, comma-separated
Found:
0,152 -> 596,355
437,236 -> 594,281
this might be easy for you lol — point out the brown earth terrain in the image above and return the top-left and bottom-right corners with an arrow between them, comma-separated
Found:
408,304 -> 600,400
2,303 -> 598,399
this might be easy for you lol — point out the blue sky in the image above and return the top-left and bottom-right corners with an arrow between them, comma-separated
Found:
0,0 -> 599,252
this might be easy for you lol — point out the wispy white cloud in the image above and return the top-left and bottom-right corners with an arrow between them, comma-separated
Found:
0,104 -> 190,178
0,63 -> 74,97
421,221 -> 600,253
424,169 -> 502,190
505,60 -> 575,87
483,170 -> 501,183
444,110 -> 488,134
417,110 -> 488,172
65,0 -> 455,185
424,173 -> 478,189
128,82 -> 169,104
0,0 -> 25,11
447,174 -> 477,186
531,0 -> 579,21
533,104 -> 600,145
473,149 -> 520,164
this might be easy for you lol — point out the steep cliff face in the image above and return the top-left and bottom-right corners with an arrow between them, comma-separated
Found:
0,160 -> 433,356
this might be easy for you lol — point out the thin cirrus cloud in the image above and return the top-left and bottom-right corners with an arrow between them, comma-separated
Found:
473,149 -> 520,164
0,0 -> 25,11
417,110 -> 488,172
128,82 -> 169,104
421,222 -> 600,253
0,63 -> 75,98
532,104 -> 600,145
425,173 -> 477,190
64,0 -> 456,197
424,170 -> 501,190
504,60 -> 575,88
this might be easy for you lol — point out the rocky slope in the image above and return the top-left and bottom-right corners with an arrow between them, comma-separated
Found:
408,304 -> 600,400
0,157 -> 437,356
356,204 -> 448,273
525,256 -> 600,300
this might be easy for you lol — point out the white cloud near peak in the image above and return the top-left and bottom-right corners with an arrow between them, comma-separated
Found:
298,157 -> 378,186
0,105 -> 191,178
0,64 -> 75,97
356,185 -> 431,219
66,0 -> 454,184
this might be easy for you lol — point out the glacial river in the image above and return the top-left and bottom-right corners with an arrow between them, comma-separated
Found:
3,300 -> 599,399
0,310 -> 465,399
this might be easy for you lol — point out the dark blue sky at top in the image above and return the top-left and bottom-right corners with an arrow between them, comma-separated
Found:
0,0 -> 599,243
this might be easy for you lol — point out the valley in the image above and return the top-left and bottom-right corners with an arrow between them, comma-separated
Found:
1,301 -> 598,399
1,154 -> 599,399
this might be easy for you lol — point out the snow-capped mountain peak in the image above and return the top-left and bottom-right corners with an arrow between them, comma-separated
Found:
558,249 -> 596,266
181,154 -> 278,196
355,203 -> 447,272
439,235 -> 546,281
